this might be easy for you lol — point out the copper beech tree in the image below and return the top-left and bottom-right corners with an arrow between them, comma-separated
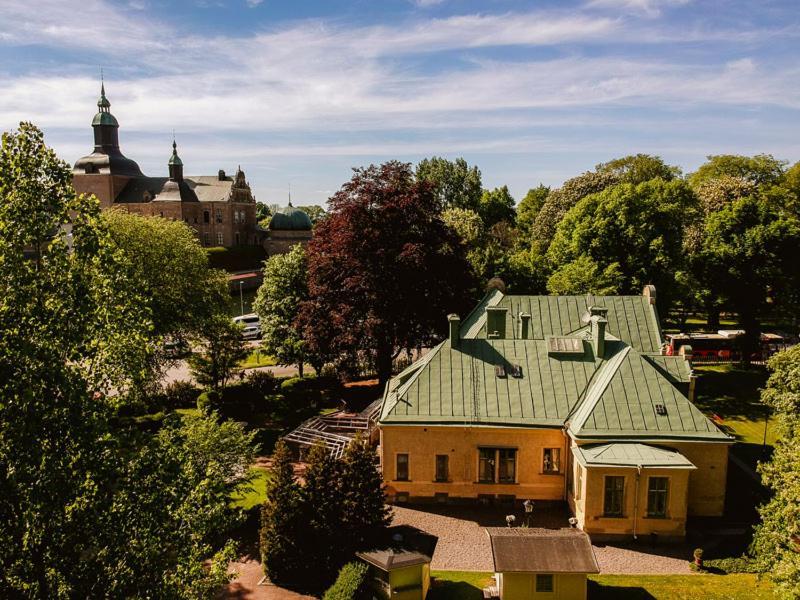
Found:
297,161 -> 475,384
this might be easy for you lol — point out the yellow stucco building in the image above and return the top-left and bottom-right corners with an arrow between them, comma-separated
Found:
378,287 -> 732,540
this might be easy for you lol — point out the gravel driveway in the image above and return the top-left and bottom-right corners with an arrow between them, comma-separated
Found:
390,503 -> 693,574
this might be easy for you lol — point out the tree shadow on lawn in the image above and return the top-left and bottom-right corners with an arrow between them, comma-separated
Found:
392,500 -> 572,529
588,580 -> 656,600
693,366 -> 769,426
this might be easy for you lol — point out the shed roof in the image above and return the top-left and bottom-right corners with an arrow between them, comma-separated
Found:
573,443 -> 697,469
356,548 -> 431,570
486,528 -> 599,574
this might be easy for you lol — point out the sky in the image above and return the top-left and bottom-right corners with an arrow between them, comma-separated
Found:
1,0 -> 799,206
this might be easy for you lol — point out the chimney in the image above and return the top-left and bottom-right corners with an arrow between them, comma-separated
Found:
218,169 -> 226,181
486,306 -> 508,339
448,314 -> 460,348
519,312 -> 531,339
643,284 -> 657,305
589,306 -> 608,358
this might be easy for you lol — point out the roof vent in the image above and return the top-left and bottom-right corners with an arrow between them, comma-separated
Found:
547,337 -> 583,355
486,306 -> 507,339
495,365 -> 507,378
510,364 -> 523,378
655,404 -> 667,416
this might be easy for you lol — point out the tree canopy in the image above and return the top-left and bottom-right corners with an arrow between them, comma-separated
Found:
478,185 -> 516,227
415,156 -> 483,212
298,161 -> 475,383
689,153 -> 787,189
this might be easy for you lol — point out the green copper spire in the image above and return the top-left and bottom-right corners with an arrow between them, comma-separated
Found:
92,75 -> 118,127
168,139 -> 183,166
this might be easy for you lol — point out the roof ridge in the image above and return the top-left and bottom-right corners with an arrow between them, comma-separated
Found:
568,344 -> 631,434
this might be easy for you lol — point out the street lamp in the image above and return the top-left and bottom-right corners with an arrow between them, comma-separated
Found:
239,281 -> 244,316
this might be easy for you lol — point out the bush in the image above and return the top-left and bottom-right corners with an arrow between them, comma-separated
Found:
703,555 -> 760,574
165,380 -> 200,408
197,390 -> 221,413
247,370 -> 278,396
322,562 -> 369,600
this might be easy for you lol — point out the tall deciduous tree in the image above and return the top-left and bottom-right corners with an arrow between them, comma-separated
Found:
516,185 -> 549,239
254,244 -> 318,376
596,153 -> 680,184
752,346 -> 800,597
478,185 -> 516,227
298,161 -> 475,383
189,316 -> 249,389
415,156 -> 483,212
688,153 -> 787,189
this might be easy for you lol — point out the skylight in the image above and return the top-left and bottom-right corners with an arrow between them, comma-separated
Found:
547,336 -> 584,355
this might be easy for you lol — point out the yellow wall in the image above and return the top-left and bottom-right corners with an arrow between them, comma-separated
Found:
380,425 -> 566,500
499,572 -> 587,600
668,442 -> 729,516
576,464 -> 691,539
388,564 -> 428,600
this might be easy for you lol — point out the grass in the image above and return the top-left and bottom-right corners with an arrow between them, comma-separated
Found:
229,467 -> 271,510
429,572 -> 774,600
239,349 -> 277,369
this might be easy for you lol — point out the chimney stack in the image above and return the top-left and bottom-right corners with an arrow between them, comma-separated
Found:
519,312 -> 531,339
643,284 -> 657,305
486,306 -> 508,339
448,314 -> 460,348
589,306 -> 608,358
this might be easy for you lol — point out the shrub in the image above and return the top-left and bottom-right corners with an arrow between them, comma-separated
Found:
197,390 -> 221,413
247,370 -> 278,396
703,555 -> 760,574
322,562 -> 369,600
165,380 -> 200,408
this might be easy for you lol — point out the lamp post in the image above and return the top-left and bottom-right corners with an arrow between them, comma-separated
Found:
239,281 -> 244,316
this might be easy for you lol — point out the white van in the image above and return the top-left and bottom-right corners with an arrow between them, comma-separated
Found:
233,313 -> 261,339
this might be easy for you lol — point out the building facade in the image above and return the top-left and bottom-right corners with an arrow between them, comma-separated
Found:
378,286 -> 732,540
72,84 -> 258,248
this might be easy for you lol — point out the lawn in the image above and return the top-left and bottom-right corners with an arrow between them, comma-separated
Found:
239,349 -> 277,369
229,467 -> 271,510
429,572 -> 774,600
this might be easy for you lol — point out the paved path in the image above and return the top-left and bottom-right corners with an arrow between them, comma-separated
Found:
391,504 -> 694,574
222,558 -> 314,600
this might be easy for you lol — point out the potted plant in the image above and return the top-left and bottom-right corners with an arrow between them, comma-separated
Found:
692,548 -> 704,570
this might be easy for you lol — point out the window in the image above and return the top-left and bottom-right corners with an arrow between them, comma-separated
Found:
235,232 -> 240,246
203,210 -> 210,224
435,454 -> 449,482
203,232 -> 210,246
396,454 -> 409,481
603,476 -> 625,517
193,216 -> 198,224
647,477 -> 669,517
543,448 -> 561,473
234,211 -> 240,224
216,208 -> 223,223
217,232 -> 224,246
478,448 -> 517,483
535,574 -> 554,593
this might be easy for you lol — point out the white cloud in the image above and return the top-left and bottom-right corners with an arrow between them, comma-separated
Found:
245,0 -> 264,7
586,0 -> 690,17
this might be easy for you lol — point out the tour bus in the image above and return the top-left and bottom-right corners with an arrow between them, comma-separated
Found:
665,330 -> 789,362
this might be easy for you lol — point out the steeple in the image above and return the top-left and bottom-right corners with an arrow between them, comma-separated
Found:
168,138 -> 183,182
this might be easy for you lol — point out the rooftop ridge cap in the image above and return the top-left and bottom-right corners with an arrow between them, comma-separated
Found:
384,342 -> 446,418
568,344 -> 631,434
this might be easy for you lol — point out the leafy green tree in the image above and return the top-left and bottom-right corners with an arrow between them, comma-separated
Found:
416,156 -> 483,211
442,207 -> 484,246
596,153 -> 680,184
254,244 -> 318,376
516,185 -> 549,238
532,170 -> 619,251
547,255 -> 624,296
256,201 -> 271,221
689,154 -> 787,189
478,185 -> 516,227
260,440 -> 305,584
752,346 -> 800,597
546,179 -> 698,312
189,315 -> 249,389
340,436 -> 391,552
0,123 -> 253,598
298,204 -> 327,224
104,209 -> 229,340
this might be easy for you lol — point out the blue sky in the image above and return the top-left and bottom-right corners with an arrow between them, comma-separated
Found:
1,0 -> 799,206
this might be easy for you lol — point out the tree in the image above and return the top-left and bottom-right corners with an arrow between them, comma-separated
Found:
478,185 -> 516,227
189,316 -> 249,389
532,170 -> 619,251
546,255 -> 624,296
256,201 -> 271,221
0,123 -> 254,598
298,161 -> 475,384
415,156 -> 482,211
339,436 -> 392,552
546,179 -> 698,312
104,210 -> 230,341
752,346 -> 800,597
253,244 -> 318,376
689,154 -> 787,189
596,153 -> 680,184
516,185 -> 549,239
260,441 -> 305,584
298,204 -> 327,224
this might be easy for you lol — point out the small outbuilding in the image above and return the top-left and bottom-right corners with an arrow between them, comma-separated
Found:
485,528 -> 599,600
356,547 -> 431,600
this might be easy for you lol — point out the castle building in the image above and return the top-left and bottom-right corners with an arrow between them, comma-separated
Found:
72,83 -> 258,248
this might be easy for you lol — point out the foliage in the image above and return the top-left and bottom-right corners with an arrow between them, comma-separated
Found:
532,170 -> 619,250
256,201 -> 271,221
416,156 -> 482,212
689,153 -> 787,189
478,185 -> 516,227
206,245 -> 268,272
254,244 -> 317,376
442,207 -> 484,246
516,184 -> 549,238
546,254 -> 623,296
752,346 -> 800,597
189,316 -> 249,389
197,389 -> 221,413
298,161 -> 475,383
247,369 -> 279,396
298,204 -> 327,224
546,178 -> 698,312
260,440 -> 306,584
596,153 -> 681,184
165,379 -> 201,408
322,562 -> 370,600
703,556 -> 760,574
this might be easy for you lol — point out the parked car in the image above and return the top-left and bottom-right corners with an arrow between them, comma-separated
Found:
241,323 -> 261,340
234,313 -> 261,340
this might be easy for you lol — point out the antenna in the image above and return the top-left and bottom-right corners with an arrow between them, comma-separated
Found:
288,182 -> 292,207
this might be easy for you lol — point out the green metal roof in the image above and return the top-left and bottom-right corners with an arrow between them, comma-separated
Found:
92,111 -> 119,127
573,443 -> 697,469
462,293 -> 663,354
269,204 -> 312,231
380,291 -> 730,443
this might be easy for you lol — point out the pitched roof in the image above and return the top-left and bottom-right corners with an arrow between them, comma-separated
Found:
573,443 -> 697,469
115,175 -> 236,203
356,548 -> 430,570
486,528 -> 599,574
